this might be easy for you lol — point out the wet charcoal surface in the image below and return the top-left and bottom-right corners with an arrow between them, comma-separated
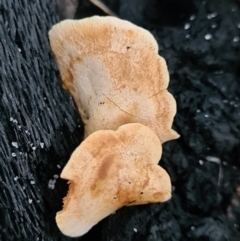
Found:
1,0 -> 240,240
0,0 -> 82,240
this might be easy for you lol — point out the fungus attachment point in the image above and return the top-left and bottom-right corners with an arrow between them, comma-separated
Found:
56,123 -> 171,237
48,16 -> 179,143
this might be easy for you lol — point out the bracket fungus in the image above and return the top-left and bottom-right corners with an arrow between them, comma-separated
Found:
48,16 -> 179,143
56,123 -> 171,237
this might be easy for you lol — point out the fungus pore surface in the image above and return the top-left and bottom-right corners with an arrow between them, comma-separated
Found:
56,123 -> 171,237
48,16 -> 179,143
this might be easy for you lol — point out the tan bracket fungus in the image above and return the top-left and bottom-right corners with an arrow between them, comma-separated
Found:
56,123 -> 171,237
48,16 -> 179,143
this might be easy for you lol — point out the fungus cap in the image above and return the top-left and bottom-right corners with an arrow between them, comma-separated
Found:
48,16 -> 179,143
56,123 -> 171,237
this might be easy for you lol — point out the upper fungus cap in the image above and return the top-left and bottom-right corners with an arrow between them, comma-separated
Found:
56,123 -> 171,237
48,16 -> 179,143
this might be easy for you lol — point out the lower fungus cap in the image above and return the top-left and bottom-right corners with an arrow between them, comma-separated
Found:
56,123 -> 171,237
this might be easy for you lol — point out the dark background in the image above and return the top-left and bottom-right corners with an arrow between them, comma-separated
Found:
0,0 -> 240,240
